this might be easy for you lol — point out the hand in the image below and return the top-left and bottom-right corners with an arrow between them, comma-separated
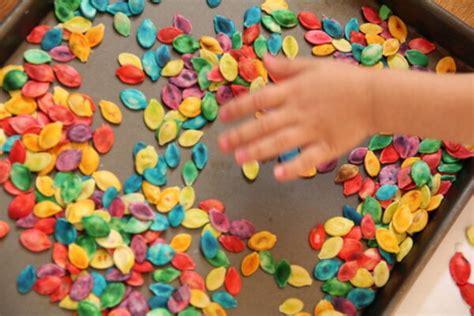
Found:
218,55 -> 376,182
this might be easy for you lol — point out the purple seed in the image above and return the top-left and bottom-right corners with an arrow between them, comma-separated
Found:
393,134 -> 420,158
16,213 -> 39,228
105,268 -> 131,282
167,285 -> 191,313
209,209 -> 230,233
183,85 -> 204,99
379,164 -> 400,185
216,85 -> 233,105
216,32 -> 232,52
49,45 -> 75,62
131,235 -> 147,263
348,147 -> 368,165
161,83 -> 182,110
173,14 -> 192,34
37,263 -> 66,278
67,124 -> 92,143
317,159 -> 338,173
169,69 -> 198,88
229,219 -> 256,239
56,149 -> 82,172
182,54 -> 194,70
70,273 -> 93,301
125,291 -> 150,316
129,202 -> 155,221
91,190 -> 104,209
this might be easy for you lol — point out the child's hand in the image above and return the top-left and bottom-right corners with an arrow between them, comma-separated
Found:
218,55 -> 376,182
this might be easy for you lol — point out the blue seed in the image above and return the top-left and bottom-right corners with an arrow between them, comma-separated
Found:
41,27 -> 63,51
17,265 -> 37,294
128,0 -> 145,15
379,248 -> 395,265
55,218 -> 77,245
267,33 -> 282,56
150,0 -> 161,3
80,0 -> 97,20
214,15 -> 236,36
91,272 -> 107,296
191,143 -> 209,170
147,243 -> 176,266
344,17 -> 359,40
165,142 -> 181,169
375,184 -> 398,201
148,296 -> 168,309
322,18 -> 343,38
342,204 -> 362,225
123,173 -> 143,194
133,142 -> 147,156
352,43 -> 364,62
142,51 -> 161,82
347,288 -> 376,309
91,0 -> 109,12
278,148 -> 300,162
102,187 -> 119,208
212,291 -> 238,309
155,45 -> 171,68
168,205 -> 185,228
207,0 -> 222,8
243,6 -> 262,27
182,115 -> 208,130
313,259 -> 343,281
106,1 -> 131,16
137,19 -> 157,49
201,231 -> 219,259
149,283 -> 174,297
143,167 -> 167,186
120,89 -> 147,110
150,213 -> 170,232
157,156 -> 168,174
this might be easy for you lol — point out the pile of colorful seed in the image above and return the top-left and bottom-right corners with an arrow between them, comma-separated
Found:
0,0 -> 473,315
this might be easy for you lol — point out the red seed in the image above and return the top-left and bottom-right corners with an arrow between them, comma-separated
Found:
24,63 -> 55,82
238,57 -> 259,83
133,261 -> 154,273
126,271 -> 144,287
179,271 -> 205,291
438,180 -> 452,195
449,252 -> 471,286
8,192 -> 35,220
345,226 -> 362,240
360,214 -> 375,239
422,150 -> 442,172
459,283 -> 474,308
361,248 -> 382,271
37,93 -> 55,113
199,199 -> 225,213
171,253 -> 196,271
305,30 -> 332,45
53,64 -> 82,88
21,80 -> 50,98
298,11 -> 321,30
52,243 -> 68,268
4,179 -> 34,195
34,218 -> 57,235
243,24 -> 260,45
361,5 -> 382,24
20,229 -> 52,252
26,25 -> 51,44
0,221 -> 10,239
309,224 -> 326,250
230,84 -> 249,97
338,238 -> 363,261
240,45 -> 257,59
33,276 -> 62,295
219,235 -> 245,253
224,266 -> 242,296
359,177 -> 376,200
0,159 -> 11,184
408,38 -> 436,54
9,140 -> 27,164
207,66 -> 226,82
228,49 -> 243,61
379,144 -> 400,164
142,231 -> 161,244
157,26 -> 184,44
350,31 -> 367,46
337,260 -> 358,281
116,65 -> 145,85
49,276 -> 72,302
343,173 -> 363,196
48,105 -> 75,126
93,123 -> 115,154
397,167 -> 413,189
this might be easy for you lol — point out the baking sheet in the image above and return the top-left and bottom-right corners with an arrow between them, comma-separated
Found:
0,1 -> 473,315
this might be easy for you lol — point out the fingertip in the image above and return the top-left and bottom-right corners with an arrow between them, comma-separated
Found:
218,135 -> 230,153
234,148 -> 248,165
274,165 -> 286,181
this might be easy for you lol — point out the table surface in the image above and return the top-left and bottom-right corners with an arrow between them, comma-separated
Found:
0,1 -> 473,316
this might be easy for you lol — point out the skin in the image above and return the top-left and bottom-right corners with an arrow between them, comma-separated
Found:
218,55 -> 474,182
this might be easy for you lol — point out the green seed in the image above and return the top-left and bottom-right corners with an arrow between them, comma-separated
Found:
232,75 -> 251,87
438,161 -> 463,173
368,134 -> 393,151
2,69 -> 28,91
60,174 -> 82,204
379,4 -> 392,20
10,163 -> 32,191
259,250 -> 276,274
198,64 -> 213,91
361,196 -> 382,224
361,44 -> 383,66
271,9 -> 298,28
418,138 -> 441,154
411,160 -> 432,187
322,278 -> 353,296
173,34 -> 200,54
100,283 -> 126,309
77,300 -> 101,316
442,150 -> 460,163
253,35 -> 268,59
54,0 -> 81,22
24,49 -> 52,64
178,307 -> 201,316
274,259 -> 291,288
152,267 -> 181,283
182,160 -> 199,186
76,235 -> 97,258
261,15 -> 282,33
441,174 -> 456,181
191,58 -> 211,73
114,12 -> 131,37
147,309 -> 174,316
231,32 -> 243,49
405,49 -> 429,67
202,92 -> 218,121
206,249 -> 230,267
82,215 -> 111,238
123,217 -> 152,234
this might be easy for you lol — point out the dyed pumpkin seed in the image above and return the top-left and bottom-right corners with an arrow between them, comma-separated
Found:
411,160 -> 432,187
376,228 -> 400,253
288,265 -> 312,287
312,44 -> 335,56
114,13 -> 131,37
406,49 -> 429,67
120,89 -> 147,110
314,259 -> 342,281
99,100 -> 123,125
319,237 -> 343,259
206,267 -> 226,291
173,35 -> 200,54
282,35 -> 299,59
24,49 -> 52,64
324,217 -> 354,236
271,9 -> 297,28
274,259 -> 291,288
361,44 -> 383,66
279,298 -> 304,315
322,278 -> 353,296
248,231 -> 277,251
242,160 -> 260,181
436,56 -> 456,74
397,237 -> 414,262
136,19 -> 156,49
259,250 -> 276,274
347,288 -> 375,309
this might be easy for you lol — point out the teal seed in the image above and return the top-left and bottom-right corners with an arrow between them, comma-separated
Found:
2,70 -> 28,91
41,27 -> 63,51
406,49 -> 429,67
274,259 -> 291,288
114,12 -> 131,37
17,265 -> 37,294
375,184 -> 398,201
55,218 -> 77,245
344,17 -> 359,40
128,0 -> 145,15
182,160 -> 199,186
147,243 -> 176,266
261,15 -> 282,33
418,138 -> 442,154
201,92 -> 218,121
438,161 -> 463,173
165,142 -> 181,169
323,18 -> 343,38
168,205 -> 185,228
379,4 -> 392,20
143,51 -> 161,82
152,267 -> 181,283
206,249 -> 230,268
243,5 -> 262,27
100,283 -> 126,309
347,288 -> 376,309
313,259 -> 343,281
200,230 -> 219,259
107,2 -> 132,16
10,163 -> 32,191
352,43 -> 365,61
368,134 -> 393,151
361,44 -> 383,66
322,278 -> 353,296
267,33 -> 282,55
214,16 -> 236,37
231,32 -> 243,49
271,9 -> 298,28
411,160 -> 432,187
155,45 -> 171,68
212,291 -> 238,309
137,19 -> 157,49
123,217 -> 152,234
80,0 -> 97,20
24,49 -> 52,64
361,196 -> 382,224
91,0 -> 108,12
191,143 -> 208,170
182,115 -> 208,130
77,300 -> 101,316
207,0 -> 222,9
120,89 -> 147,110
253,35 -> 268,59
259,250 -> 276,274
82,215 -> 110,238
173,35 -> 200,54
150,213 -> 170,232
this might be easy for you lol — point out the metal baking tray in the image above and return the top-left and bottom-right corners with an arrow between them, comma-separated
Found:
1,1 -> 473,315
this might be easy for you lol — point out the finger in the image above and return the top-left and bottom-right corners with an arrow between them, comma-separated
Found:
219,83 -> 288,122
264,55 -> 317,82
274,143 -> 334,182
218,109 -> 293,153
235,126 -> 312,165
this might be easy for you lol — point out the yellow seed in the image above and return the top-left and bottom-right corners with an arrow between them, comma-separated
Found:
200,36 -> 223,54
219,53 -> 238,82
436,56 -> 456,74
179,130 -> 204,148
248,231 -> 277,251
288,265 -> 313,287
383,200 -> 399,224
68,93 -> 93,117
135,145 -> 158,175
332,38 -> 352,53
99,100 -> 123,124
261,0 -> 288,14
242,160 -> 259,181
79,145 -> 100,176
33,200 -> 63,218
407,209 -> 429,234
162,59 -> 184,77
282,35 -> 299,59
179,186 -> 195,210
401,156 -> 420,168
365,34 -> 385,45
5,94 -> 37,115
182,208 -> 209,229
85,23 -> 105,48
396,236 -> 413,262
36,176 -> 55,197
314,299 -> 335,315
364,150 -> 380,177
466,226 -> 474,246
68,243 -> 89,269
324,216 -> 354,237
190,289 -> 211,309
144,98 -> 165,130
53,86 -> 69,106
169,233 -> 193,252
200,48 -> 219,66
279,298 -> 304,315
205,267 -> 226,291
388,15 -> 407,43
376,228 -> 400,253
426,194 -> 444,211
63,16 -> 92,33
90,248 -> 114,269
383,38 -> 400,56
360,23 -> 383,35
157,187 -> 180,213
118,52 -> 143,70
142,181 -> 161,205
92,170 -> 122,191
350,268 -> 374,288
179,97 -> 202,118
39,122 -> 63,150
69,32 -> 91,62
65,199 -> 95,224
312,44 -> 336,56
400,190 -> 422,212
392,204 -> 413,233
203,302 -> 227,316
113,245 -> 135,274
318,237 -> 343,259
373,260 -> 390,287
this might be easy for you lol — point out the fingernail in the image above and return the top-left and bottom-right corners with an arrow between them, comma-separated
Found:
218,135 -> 230,152
274,165 -> 286,179
235,148 -> 248,165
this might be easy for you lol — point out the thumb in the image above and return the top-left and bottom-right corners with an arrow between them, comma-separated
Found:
263,54 -> 315,82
